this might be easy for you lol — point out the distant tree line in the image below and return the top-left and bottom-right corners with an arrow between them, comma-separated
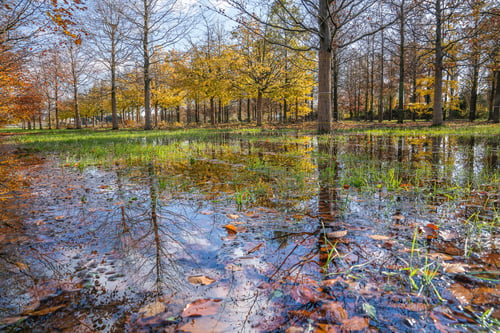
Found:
0,0 -> 498,131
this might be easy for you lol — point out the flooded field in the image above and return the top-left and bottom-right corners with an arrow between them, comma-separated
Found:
0,129 -> 498,332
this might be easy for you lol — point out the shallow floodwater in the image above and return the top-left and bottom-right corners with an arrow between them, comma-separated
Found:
0,132 -> 498,332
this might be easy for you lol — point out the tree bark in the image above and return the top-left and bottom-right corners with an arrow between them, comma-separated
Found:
378,29 -> 384,123
433,0 -> 444,126
143,0 -> 153,130
317,0 -> 332,134
493,70 -> 500,123
397,0 -> 405,124
469,55 -> 479,122
111,25 -> 119,130
256,90 -> 263,126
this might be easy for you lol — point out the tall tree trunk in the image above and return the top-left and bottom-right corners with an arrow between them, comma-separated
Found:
332,47 -> 339,122
283,98 -> 288,122
210,97 -> 215,125
55,78 -> 60,129
369,37 -> 375,122
111,27 -> 119,130
397,0 -> 405,124
317,0 -> 332,134
433,0 -> 444,126
143,0 -> 152,130
488,71 -> 495,121
493,70 -> 500,123
247,98 -> 251,122
364,54 -> 370,121
238,98 -> 242,122
72,79 -> 81,129
469,56 -> 479,122
378,29 -> 384,123
256,90 -> 263,126
47,100 -> 52,129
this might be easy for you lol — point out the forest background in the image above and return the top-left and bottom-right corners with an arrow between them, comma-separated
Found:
0,0 -> 499,133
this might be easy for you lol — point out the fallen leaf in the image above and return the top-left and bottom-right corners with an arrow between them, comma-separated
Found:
247,243 -> 264,254
392,215 -> 405,220
139,301 -> 165,317
225,263 -> 243,271
389,303 -> 429,312
288,310 -> 318,320
449,283 -> 473,305
429,311 -> 454,333
188,275 -> 216,286
27,305 -> 66,317
438,229 -> 460,241
224,224 -> 238,234
286,326 -> 305,333
472,287 -> 499,305
14,262 -> 28,271
314,323 -> 340,333
55,216 -> 65,220
340,316 -> 369,331
177,316 -> 229,333
200,210 -> 215,215
362,303 -> 376,319
420,223 -> 439,239
442,262 -> 468,274
482,253 -> 499,266
327,230 -> 348,238
181,299 -> 222,317
427,253 -> 454,261
226,214 -> 239,220
291,286 -> 319,305
369,235 -> 391,241
321,301 -> 348,322
0,316 -> 28,325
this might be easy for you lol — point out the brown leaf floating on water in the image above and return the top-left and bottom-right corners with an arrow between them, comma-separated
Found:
339,316 -> 369,331
226,214 -> 239,220
449,283 -> 473,305
181,299 -> 222,317
442,262 -> 468,274
321,301 -> 348,323
26,305 -> 66,317
291,286 -> 320,305
326,230 -> 348,238
139,301 -> 165,317
369,235 -> 391,241
188,275 -> 216,286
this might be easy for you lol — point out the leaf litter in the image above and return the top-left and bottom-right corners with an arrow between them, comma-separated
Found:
0,132 -> 498,332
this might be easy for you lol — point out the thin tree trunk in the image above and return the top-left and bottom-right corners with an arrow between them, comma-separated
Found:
397,1 -> 405,124
143,0 -> 152,130
111,27 -> 119,130
433,0 -> 444,126
378,29 -> 384,123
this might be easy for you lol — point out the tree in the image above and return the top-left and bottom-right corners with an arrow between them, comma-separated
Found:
90,0 -> 132,130
124,0 -> 189,130
224,0 -> 392,133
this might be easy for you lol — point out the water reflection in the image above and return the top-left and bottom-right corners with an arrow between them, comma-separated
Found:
0,132 -> 498,332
